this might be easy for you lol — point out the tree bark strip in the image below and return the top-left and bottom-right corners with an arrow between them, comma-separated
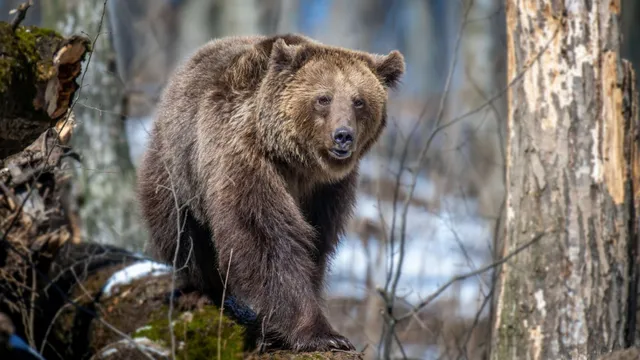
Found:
491,1 -> 639,359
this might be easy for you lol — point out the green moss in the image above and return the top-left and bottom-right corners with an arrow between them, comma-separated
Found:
0,59 -> 12,92
14,27 -> 60,81
133,306 -> 246,360
0,24 -> 21,94
0,21 -> 63,97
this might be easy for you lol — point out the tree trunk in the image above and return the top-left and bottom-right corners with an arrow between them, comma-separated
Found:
491,1 -> 639,359
42,0 -> 147,250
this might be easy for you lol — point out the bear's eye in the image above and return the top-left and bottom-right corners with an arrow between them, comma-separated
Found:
353,99 -> 365,109
317,96 -> 332,107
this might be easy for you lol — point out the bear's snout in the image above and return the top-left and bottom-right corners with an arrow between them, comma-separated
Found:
329,126 -> 355,160
332,126 -> 355,150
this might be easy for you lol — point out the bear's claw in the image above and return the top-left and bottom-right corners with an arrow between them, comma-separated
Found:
292,332 -> 355,352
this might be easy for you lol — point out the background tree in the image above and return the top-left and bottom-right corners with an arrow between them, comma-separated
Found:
491,1 -> 639,359
39,0 -> 146,250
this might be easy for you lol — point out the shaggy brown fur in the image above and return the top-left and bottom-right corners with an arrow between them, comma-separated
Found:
136,33 -> 404,352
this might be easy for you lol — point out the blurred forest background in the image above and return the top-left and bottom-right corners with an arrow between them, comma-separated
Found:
1,0 -> 640,359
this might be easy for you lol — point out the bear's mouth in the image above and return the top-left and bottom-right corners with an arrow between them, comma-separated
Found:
329,148 -> 352,160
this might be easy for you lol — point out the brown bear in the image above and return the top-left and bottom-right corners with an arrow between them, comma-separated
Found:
136,33 -> 404,352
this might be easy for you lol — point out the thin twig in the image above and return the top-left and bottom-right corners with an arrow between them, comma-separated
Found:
383,136 -> 412,292
396,231 -> 546,322
163,160 -> 190,360
39,302 -> 74,354
27,266 -> 36,348
459,287 -> 493,360
218,249 -> 233,360
465,60 -> 506,164
393,330 -> 407,360
379,2 -> 475,358
0,182 -> 20,210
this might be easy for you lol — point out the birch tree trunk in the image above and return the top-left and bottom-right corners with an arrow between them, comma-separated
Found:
491,1 -> 639,359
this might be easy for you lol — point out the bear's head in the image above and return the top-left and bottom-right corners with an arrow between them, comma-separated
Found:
256,36 -> 405,181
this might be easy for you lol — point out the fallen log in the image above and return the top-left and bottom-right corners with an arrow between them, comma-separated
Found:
0,19 -> 363,360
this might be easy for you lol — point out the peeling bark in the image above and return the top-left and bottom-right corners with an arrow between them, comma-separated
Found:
491,1 -> 639,359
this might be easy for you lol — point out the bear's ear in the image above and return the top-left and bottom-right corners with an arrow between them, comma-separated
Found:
372,50 -> 405,89
269,38 -> 305,72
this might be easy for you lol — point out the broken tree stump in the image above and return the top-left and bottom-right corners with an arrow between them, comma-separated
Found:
0,21 -> 89,159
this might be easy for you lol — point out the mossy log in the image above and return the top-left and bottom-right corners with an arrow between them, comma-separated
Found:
0,238 -> 363,360
0,21 -> 90,159
33,242 -> 247,360
0,21 -> 363,360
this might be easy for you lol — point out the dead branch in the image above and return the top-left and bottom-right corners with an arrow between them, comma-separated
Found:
9,1 -> 32,31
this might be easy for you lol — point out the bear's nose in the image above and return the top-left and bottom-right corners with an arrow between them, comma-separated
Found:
333,127 -> 354,149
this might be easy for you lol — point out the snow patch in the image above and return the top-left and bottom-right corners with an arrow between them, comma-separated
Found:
102,260 -> 171,297
329,191 -> 492,318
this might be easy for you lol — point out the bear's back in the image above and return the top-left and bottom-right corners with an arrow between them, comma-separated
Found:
155,34 -> 316,125
142,34 -> 319,213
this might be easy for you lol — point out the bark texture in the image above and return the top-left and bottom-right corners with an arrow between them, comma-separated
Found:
491,1 -> 639,359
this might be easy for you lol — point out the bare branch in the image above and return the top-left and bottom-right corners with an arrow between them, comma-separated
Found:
10,0 -> 32,32
163,160 -> 189,360
218,249 -> 233,360
379,2 -> 475,358
395,230 -> 546,322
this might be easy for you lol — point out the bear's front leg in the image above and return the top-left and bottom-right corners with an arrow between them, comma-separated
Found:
302,170 -> 358,295
206,161 -> 355,352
